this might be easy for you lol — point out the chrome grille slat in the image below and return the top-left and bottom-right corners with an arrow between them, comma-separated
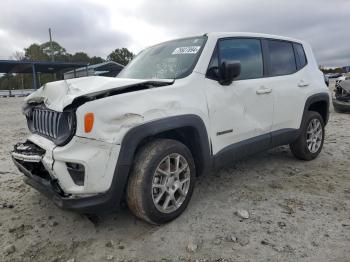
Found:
41,110 -> 45,134
39,111 -> 41,132
48,111 -> 52,137
33,110 -> 37,131
38,110 -> 42,133
41,110 -> 44,134
53,112 -> 57,138
44,110 -> 48,135
35,110 -> 38,132
31,108 -> 62,140
45,110 -> 49,136
35,110 -> 38,131
43,111 -> 47,135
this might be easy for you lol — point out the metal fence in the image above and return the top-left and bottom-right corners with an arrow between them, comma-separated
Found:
0,89 -> 35,97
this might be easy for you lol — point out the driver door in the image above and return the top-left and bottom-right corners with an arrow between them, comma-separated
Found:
204,38 -> 274,161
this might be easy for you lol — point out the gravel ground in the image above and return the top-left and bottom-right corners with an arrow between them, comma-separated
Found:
0,97 -> 349,262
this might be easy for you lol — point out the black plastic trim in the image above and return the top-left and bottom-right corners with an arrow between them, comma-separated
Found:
302,92 -> 330,126
106,114 -> 212,210
216,129 -> 233,136
213,133 -> 271,168
271,128 -> 300,147
213,127 -> 301,169
117,114 -> 212,169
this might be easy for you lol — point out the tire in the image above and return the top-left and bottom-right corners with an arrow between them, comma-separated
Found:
126,139 -> 196,224
333,106 -> 344,113
290,111 -> 325,160
333,100 -> 350,113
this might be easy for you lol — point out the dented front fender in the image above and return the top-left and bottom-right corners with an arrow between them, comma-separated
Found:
74,76 -> 210,145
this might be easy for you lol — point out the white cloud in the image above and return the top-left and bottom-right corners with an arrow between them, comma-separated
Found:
0,0 -> 349,66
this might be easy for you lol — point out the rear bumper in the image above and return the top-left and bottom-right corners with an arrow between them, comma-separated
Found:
12,156 -> 129,213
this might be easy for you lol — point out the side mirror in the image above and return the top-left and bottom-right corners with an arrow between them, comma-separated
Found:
219,61 -> 241,85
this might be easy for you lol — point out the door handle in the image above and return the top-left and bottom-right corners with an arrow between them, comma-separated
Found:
256,87 -> 272,94
298,80 -> 309,87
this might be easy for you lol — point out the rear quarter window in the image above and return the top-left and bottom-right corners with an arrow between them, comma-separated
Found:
293,43 -> 307,69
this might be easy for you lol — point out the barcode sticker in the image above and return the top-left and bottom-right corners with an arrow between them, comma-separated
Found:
172,46 -> 201,54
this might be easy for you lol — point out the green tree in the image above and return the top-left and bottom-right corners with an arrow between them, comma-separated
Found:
1,40 -> 136,90
24,43 -> 49,61
107,48 -> 134,65
69,52 -> 91,63
41,41 -> 68,61
89,56 -> 105,65
319,66 -> 345,74
0,73 -> 14,90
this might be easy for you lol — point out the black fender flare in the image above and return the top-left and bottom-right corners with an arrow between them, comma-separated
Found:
117,114 -> 212,167
301,92 -> 330,127
107,114 -> 212,209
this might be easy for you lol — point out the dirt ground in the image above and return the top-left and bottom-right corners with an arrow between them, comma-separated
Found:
0,97 -> 349,262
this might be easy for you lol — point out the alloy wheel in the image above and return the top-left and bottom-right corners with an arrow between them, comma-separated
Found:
306,118 -> 323,153
151,153 -> 191,213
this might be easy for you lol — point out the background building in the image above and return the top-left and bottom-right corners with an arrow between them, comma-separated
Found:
64,61 -> 124,79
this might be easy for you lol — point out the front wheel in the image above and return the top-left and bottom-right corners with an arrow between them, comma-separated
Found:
290,111 -> 325,160
126,139 -> 196,224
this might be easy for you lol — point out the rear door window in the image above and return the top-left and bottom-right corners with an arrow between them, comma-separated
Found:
267,40 -> 297,76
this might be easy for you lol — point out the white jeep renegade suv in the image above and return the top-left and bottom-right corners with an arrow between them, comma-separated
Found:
13,32 -> 330,224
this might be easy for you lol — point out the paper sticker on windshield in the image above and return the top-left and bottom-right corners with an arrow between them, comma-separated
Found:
172,46 -> 201,55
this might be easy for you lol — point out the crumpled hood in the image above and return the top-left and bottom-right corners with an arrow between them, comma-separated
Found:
25,76 -> 173,112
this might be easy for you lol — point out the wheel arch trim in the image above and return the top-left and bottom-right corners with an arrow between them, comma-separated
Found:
302,92 -> 330,127
118,114 -> 212,169
108,114 -> 212,208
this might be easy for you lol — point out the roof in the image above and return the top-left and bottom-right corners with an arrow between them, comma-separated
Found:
205,32 -> 304,44
149,32 -> 306,51
0,60 -> 88,74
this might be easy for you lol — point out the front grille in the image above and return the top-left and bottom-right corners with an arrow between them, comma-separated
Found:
32,108 -> 61,139
24,104 -> 76,146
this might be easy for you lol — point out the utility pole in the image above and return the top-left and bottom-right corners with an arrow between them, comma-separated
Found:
49,28 -> 54,62
49,28 -> 56,80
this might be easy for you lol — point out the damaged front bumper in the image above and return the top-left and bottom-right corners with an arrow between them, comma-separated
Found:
13,157 -> 126,213
12,135 -> 125,214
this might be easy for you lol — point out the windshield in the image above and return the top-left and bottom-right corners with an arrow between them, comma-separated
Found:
118,36 -> 206,80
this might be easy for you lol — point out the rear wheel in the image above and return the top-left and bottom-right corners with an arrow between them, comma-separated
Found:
126,139 -> 195,224
290,111 -> 325,160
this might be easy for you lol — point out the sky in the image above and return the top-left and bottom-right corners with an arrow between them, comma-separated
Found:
0,0 -> 349,67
